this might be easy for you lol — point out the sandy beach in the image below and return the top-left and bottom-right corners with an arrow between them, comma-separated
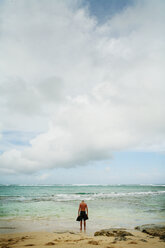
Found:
1,185 -> 165,247
0,228 -> 165,248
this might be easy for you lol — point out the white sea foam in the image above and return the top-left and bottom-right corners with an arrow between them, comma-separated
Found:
1,184 -> 165,187
1,191 -> 165,203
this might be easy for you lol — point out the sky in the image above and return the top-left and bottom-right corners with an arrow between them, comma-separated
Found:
0,0 -> 165,185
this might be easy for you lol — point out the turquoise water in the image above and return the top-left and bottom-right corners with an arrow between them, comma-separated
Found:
0,184 -> 165,230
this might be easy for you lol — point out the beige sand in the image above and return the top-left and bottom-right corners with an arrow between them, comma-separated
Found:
0,229 -> 164,248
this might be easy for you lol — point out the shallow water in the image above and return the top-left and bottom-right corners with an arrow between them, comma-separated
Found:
0,184 -> 165,232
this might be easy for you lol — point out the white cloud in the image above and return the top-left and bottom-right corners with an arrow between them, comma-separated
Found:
0,0 -> 165,174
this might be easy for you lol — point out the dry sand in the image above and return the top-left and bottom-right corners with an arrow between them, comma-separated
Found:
0,229 -> 164,248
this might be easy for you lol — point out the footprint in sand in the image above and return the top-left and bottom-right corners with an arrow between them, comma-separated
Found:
24,244 -> 35,246
7,239 -> 14,242
139,239 -> 147,242
128,241 -> 137,244
64,240 -> 76,244
8,237 -> 20,244
88,240 -> 99,245
45,242 -> 56,245
53,239 -> 61,242
21,236 -> 29,240
72,239 -> 85,242
111,240 -> 117,244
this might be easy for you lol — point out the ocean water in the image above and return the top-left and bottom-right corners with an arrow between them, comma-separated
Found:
0,184 -> 165,232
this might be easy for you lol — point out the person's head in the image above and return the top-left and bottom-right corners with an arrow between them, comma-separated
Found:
82,200 -> 84,202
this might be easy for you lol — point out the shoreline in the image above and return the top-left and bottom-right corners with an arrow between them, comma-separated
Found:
1,219 -> 165,234
1,219 -> 165,235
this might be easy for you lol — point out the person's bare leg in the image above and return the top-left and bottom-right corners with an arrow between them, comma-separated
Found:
84,220 -> 86,231
80,220 -> 82,231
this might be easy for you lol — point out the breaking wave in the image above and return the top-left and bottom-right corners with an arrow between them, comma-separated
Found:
1,190 -> 165,203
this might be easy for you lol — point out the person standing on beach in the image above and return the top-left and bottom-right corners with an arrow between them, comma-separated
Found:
76,200 -> 88,231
